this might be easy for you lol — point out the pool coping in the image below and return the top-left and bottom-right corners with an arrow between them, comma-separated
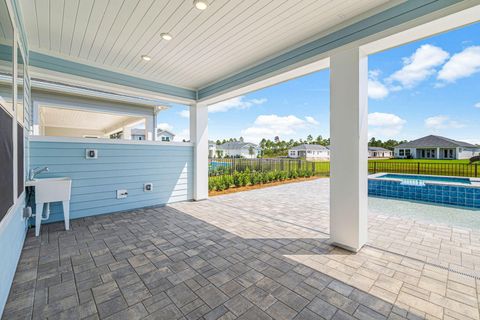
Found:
369,172 -> 480,188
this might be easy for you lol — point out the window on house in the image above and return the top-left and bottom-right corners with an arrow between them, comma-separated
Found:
161,136 -> 170,142
399,149 -> 405,156
405,149 -> 411,156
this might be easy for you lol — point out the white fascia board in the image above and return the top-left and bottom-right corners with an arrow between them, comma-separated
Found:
30,135 -> 194,147
199,57 -> 329,106
362,3 -> 480,55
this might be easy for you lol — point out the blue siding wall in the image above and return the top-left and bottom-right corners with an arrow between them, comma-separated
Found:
0,201 -> 28,317
30,140 -> 193,223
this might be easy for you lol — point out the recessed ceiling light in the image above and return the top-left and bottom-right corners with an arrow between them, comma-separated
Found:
194,0 -> 208,10
160,33 -> 173,41
141,55 -> 151,61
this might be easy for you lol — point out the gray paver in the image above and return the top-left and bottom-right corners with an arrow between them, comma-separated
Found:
4,179 -> 480,320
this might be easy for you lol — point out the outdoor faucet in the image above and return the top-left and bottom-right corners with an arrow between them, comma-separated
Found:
29,167 -> 49,180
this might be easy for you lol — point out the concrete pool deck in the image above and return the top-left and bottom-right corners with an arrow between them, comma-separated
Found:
3,179 -> 480,319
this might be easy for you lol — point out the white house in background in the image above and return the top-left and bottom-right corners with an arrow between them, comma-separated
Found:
368,147 -> 393,158
129,129 -> 175,141
288,144 -> 330,160
394,135 -> 480,159
157,129 -> 175,142
217,141 -> 260,158
208,141 -> 217,158
131,129 -> 147,140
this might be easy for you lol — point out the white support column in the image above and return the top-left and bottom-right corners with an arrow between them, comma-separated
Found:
190,103 -> 209,200
122,125 -> 132,140
145,116 -> 154,141
330,47 -> 368,252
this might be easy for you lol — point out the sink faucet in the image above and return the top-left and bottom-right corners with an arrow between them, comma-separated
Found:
29,167 -> 49,180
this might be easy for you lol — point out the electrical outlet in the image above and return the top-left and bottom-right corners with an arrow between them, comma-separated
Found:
86,149 -> 98,159
144,183 -> 153,192
116,189 -> 128,199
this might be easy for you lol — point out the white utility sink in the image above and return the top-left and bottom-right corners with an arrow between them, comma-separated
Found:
26,177 -> 72,236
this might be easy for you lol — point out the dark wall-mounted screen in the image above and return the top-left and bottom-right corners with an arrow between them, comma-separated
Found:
17,123 -> 24,197
0,108 -> 13,221
0,0 -> 14,222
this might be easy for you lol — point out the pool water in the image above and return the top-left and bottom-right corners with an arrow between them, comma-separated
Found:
379,174 -> 471,185
369,197 -> 480,229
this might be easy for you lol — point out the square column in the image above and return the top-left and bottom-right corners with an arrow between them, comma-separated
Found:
330,47 -> 368,252
145,116 -> 154,141
190,103 -> 209,200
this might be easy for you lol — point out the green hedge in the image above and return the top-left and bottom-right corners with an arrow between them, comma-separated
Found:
208,168 -> 314,192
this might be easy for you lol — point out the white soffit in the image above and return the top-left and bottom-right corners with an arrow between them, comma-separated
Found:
40,106 -> 142,131
20,0 -> 392,89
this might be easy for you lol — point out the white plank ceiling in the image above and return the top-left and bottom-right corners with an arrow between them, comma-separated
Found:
40,106 -> 141,131
20,0 -> 392,89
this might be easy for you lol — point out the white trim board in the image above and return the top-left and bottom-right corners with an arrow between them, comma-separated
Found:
30,135 -> 194,147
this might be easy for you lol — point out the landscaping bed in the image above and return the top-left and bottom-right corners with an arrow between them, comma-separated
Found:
209,175 -> 325,196
209,168 -> 327,194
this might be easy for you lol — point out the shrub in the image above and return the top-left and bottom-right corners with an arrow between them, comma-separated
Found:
289,170 -> 298,179
267,171 -> 276,182
233,171 -> 242,187
240,172 -> 250,186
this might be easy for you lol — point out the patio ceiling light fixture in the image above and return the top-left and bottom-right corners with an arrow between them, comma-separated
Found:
194,0 -> 208,10
141,55 -> 151,61
160,33 -> 173,41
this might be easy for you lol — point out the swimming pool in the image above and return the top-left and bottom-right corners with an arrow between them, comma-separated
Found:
369,173 -> 480,209
378,173 -> 472,185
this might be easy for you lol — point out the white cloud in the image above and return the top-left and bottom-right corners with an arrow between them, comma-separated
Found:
157,123 -> 173,131
475,102 -> 480,108
368,70 -> 389,99
208,96 -> 267,113
387,44 -> 449,88
424,115 -> 464,130
178,109 -> 190,118
368,112 -> 406,138
174,128 -> 190,142
305,116 -> 319,125
241,114 -> 316,143
437,46 -> 480,84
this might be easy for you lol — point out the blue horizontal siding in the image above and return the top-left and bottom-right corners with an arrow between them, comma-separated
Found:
29,141 -> 194,223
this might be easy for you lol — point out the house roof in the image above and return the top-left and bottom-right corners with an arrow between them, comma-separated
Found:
156,129 -> 175,137
218,141 -> 259,150
368,147 -> 391,152
290,144 -> 328,151
131,129 -> 145,136
395,135 -> 477,149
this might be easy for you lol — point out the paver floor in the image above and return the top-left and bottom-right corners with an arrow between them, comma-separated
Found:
3,179 -> 480,319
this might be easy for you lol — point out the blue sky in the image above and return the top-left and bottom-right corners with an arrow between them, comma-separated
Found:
158,22 -> 480,144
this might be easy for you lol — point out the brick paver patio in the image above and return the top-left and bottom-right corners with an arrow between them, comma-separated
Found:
3,179 -> 480,319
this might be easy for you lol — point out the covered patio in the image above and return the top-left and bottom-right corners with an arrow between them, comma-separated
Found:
2,0 -> 480,318
4,179 -> 480,319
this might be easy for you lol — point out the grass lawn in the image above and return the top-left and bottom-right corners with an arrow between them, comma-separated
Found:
368,159 -> 470,164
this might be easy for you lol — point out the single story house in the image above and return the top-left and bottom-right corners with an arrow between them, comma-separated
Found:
217,141 -> 260,158
288,144 -> 330,160
208,140 -> 217,158
368,147 -> 393,158
129,129 -> 175,142
157,129 -> 175,142
394,135 -> 480,159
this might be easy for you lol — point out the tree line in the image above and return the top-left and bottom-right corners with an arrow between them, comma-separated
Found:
214,136 -> 407,158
